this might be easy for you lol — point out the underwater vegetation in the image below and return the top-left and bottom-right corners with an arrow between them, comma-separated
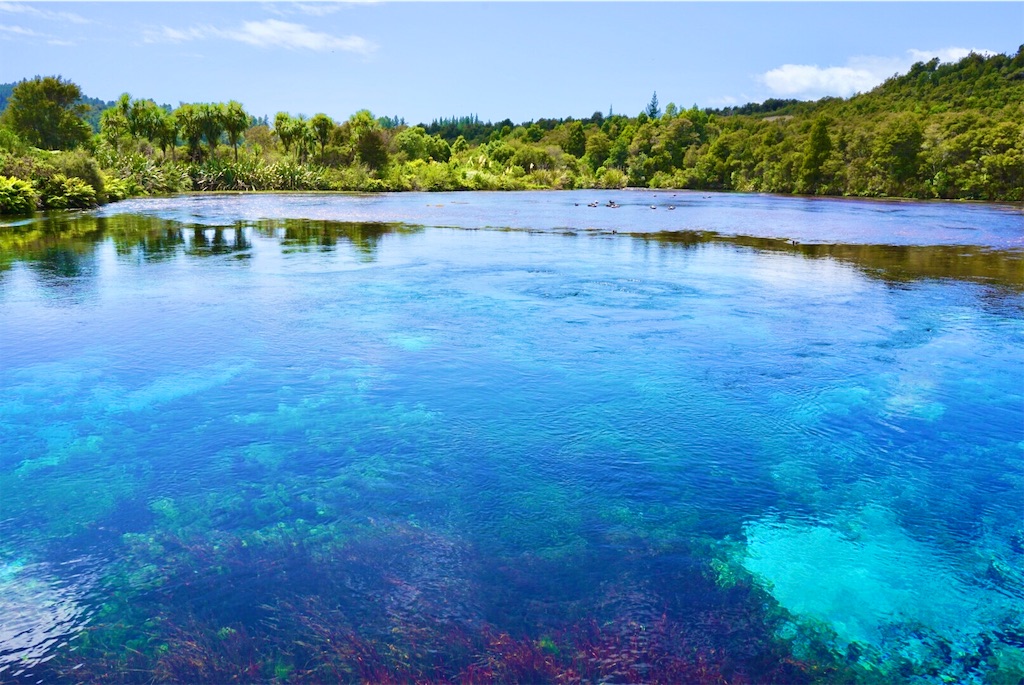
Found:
2,195 -> 1022,683
19,521 -> 829,684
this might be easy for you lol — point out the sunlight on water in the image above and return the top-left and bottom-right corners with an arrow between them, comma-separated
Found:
0,557 -> 96,677
1,193 -> 1022,683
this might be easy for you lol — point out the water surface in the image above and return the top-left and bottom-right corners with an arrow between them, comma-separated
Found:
1,192 -> 1022,683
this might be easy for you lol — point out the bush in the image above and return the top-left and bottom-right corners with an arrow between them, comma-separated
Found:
0,174 -> 38,214
0,127 -> 27,154
509,145 -> 554,171
0,151 -> 57,185
54,149 -> 105,200
270,161 -> 330,190
596,167 -> 627,189
408,160 -> 465,191
40,173 -> 98,209
103,175 -> 132,202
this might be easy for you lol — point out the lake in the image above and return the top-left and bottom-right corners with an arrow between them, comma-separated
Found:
1,190 -> 1022,683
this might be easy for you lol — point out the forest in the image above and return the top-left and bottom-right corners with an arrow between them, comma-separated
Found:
0,46 -> 1021,214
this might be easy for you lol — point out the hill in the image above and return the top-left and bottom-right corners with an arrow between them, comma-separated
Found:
1,46 -> 1021,211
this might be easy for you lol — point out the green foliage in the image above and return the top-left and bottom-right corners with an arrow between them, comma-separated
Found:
646,91 -> 661,119
53,149 -> 105,200
343,111 -> 390,172
871,114 -> 924,195
222,101 -> 249,161
3,48 -> 1021,202
102,175 -> 132,202
583,131 -> 611,171
175,103 -> 204,162
0,126 -> 26,154
309,113 -> 333,163
487,141 -> 515,165
101,149 -> 192,195
563,121 -> 586,158
40,173 -> 98,209
393,126 -> 450,164
510,144 -> 554,172
1,76 -> 91,150
800,117 -> 832,193
100,105 -> 129,150
274,111 -> 298,156
198,103 -> 225,159
154,109 -> 178,160
0,174 -> 38,214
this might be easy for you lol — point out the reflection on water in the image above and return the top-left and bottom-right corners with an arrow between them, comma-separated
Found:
637,230 -> 1024,289
0,214 -> 422,269
2,211 -> 1021,291
1,194 -> 1022,683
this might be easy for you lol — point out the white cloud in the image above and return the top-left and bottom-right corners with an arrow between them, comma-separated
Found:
229,19 -> 374,53
266,0 -> 380,16
145,25 -> 209,43
908,47 -> 994,63
760,47 -> 996,99
0,21 -> 74,45
0,2 -> 90,25
761,64 -> 879,98
295,3 -> 344,17
0,22 -> 42,36
144,19 -> 375,55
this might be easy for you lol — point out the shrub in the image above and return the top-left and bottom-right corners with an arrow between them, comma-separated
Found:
0,127 -> 27,154
596,167 -> 627,189
0,151 -> 57,185
103,175 -> 132,202
0,174 -> 38,214
270,161 -> 329,190
40,173 -> 98,209
510,145 -> 555,171
54,149 -> 105,200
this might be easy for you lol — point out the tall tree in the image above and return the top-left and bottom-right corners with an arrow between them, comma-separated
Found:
292,115 -> 313,163
222,101 -> 249,161
310,113 -> 334,164
100,106 -> 129,151
349,110 -> 389,171
153,108 -> 177,160
873,114 -> 923,189
198,103 -> 225,159
174,103 -> 204,162
129,99 -> 165,142
274,112 -> 297,157
584,131 -> 611,171
563,121 -> 586,158
646,91 -> 661,119
1,76 -> 91,150
800,117 -> 832,193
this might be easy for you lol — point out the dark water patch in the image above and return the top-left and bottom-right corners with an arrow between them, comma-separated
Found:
0,213 -> 422,275
23,523 -> 830,684
636,230 -> 1024,289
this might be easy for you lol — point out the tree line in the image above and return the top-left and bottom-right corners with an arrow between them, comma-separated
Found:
1,46 -> 1021,214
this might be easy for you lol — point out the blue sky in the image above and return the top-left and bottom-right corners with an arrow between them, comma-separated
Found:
1,2 -> 1021,124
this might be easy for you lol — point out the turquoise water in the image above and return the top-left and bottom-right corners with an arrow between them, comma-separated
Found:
1,191 -> 1022,683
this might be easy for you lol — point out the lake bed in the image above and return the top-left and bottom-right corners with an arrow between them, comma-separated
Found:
1,191 -> 1022,683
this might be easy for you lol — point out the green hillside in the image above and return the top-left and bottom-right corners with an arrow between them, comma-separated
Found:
1,47 -> 1021,214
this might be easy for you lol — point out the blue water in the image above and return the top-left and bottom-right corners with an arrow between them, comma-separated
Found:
1,191 -> 1022,683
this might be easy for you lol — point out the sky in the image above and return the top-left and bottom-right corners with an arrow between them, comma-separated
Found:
1,2 -> 1021,125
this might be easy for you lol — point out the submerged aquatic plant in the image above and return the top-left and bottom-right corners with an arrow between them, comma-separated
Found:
30,520 -> 840,684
